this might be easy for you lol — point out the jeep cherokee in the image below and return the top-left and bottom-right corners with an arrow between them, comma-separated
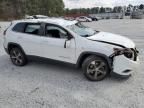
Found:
3,19 -> 139,81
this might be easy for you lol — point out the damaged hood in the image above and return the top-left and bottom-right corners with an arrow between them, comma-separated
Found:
87,32 -> 135,48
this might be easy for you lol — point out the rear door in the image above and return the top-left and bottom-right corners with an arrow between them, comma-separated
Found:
12,22 -> 44,56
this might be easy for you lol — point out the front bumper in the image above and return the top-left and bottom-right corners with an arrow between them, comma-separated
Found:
112,55 -> 139,76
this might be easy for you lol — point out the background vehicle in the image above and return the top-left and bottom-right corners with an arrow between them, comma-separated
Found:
76,16 -> 92,22
25,15 -> 49,19
3,19 -> 138,81
25,15 -> 34,19
33,15 -> 49,19
88,16 -> 99,21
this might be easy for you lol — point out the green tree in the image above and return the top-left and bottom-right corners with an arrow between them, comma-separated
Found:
65,8 -> 70,15
139,4 -> 144,10
99,7 -> 105,13
0,0 -> 65,19
117,6 -> 123,13
113,6 -> 122,13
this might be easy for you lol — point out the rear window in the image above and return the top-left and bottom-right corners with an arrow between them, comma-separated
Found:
12,23 -> 26,32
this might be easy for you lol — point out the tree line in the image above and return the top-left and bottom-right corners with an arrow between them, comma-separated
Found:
65,4 -> 144,15
0,0 -> 64,20
0,0 -> 144,20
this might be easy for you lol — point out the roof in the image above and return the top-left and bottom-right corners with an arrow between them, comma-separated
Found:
12,18 -> 78,27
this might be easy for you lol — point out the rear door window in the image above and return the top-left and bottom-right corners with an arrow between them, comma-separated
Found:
24,23 -> 41,35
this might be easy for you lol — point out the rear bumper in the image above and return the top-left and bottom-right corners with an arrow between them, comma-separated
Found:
112,55 -> 139,76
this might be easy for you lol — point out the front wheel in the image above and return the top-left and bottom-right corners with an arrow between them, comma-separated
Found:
82,56 -> 109,81
10,47 -> 27,66
86,20 -> 89,22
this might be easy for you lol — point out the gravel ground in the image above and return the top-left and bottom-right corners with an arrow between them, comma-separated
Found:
0,19 -> 144,108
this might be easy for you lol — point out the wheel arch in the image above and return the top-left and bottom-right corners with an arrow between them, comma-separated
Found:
7,42 -> 26,55
76,52 -> 112,69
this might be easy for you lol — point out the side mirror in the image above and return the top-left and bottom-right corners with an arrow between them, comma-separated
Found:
67,36 -> 73,40
67,33 -> 73,40
64,34 -> 73,48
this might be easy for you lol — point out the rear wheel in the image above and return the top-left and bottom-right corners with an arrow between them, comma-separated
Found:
9,47 -> 27,66
82,56 -> 109,81
95,18 -> 98,21
86,19 -> 89,22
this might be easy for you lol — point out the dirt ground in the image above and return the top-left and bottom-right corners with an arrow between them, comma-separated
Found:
0,19 -> 144,108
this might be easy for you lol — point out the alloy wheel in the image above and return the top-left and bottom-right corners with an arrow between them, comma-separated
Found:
86,60 -> 107,80
10,48 -> 24,65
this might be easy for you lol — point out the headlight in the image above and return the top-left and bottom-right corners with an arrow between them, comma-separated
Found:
113,48 -> 133,58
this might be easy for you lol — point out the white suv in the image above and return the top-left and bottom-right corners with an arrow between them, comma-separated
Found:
3,19 -> 139,81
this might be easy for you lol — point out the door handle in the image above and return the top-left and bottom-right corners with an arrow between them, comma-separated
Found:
64,41 -> 67,48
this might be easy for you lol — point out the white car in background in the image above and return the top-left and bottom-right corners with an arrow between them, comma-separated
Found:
25,15 -> 34,19
33,15 -> 49,19
76,16 -> 92,22
25,15 -> 49,19
3,18 -> 139,81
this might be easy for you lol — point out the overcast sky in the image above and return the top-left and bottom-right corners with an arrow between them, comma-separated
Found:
63,0 -> 144,9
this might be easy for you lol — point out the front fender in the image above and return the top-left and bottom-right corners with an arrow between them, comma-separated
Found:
76,51 -> 113,69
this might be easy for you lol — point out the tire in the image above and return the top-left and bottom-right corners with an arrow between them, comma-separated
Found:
82,56 -> 109,81
9,47 -> 27,66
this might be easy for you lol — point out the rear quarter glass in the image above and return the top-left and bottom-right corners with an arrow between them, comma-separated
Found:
12,22 -> 26,33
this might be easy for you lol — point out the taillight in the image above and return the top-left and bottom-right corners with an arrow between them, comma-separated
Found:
3,22 -> 12,36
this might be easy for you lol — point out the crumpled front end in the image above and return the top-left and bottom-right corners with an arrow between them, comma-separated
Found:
111,48 -> 139,76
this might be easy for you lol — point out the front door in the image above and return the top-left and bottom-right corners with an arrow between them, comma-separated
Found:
40,24 -> 76,63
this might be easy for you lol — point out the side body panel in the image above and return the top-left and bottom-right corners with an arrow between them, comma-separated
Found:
39,36 -> 76,63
